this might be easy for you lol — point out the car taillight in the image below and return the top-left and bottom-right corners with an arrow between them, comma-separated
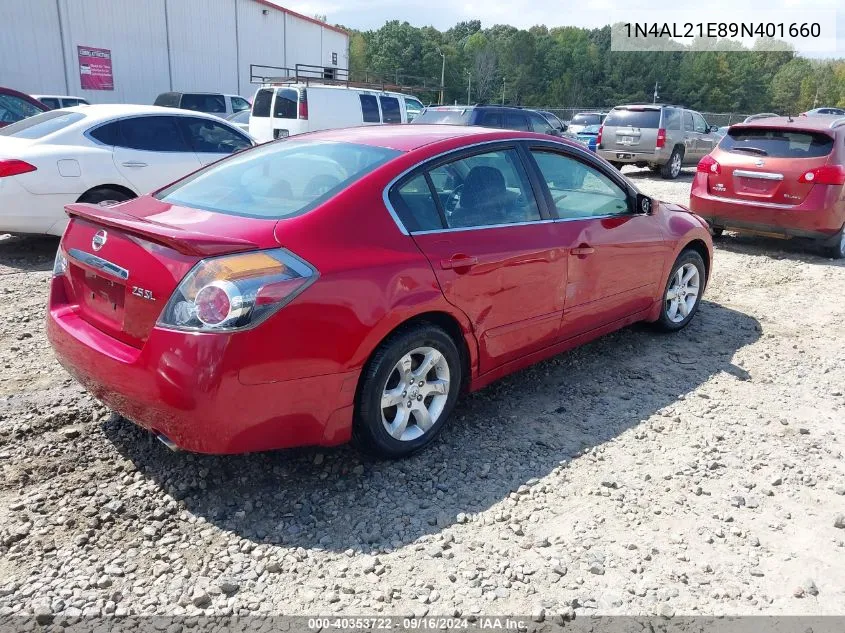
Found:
656,128 -> 666,149
157,249 -> 317,332
697,155 -> 721,175
52,248 -> 68,277
798,165 -> 845,186
0,159 -> 37,178
298,91 -> 308,120
596,125 -> 603,145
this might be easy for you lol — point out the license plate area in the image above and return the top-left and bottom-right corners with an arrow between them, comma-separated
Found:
617,136 -> 635,145
616,153 -> 633,160
78,268 -> 125,324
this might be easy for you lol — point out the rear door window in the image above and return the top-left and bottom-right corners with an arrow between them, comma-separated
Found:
379,96 -> 401,123
273,89 -> 298,119
663,108 -> 681,130
118,116 -> 191,152
721,128 -> 834,158
683,111 -> 694,131
479,111 -> 503,128
360,94 -> 380,123
604,109 -> 661,128
504,113 -> 530,131
252,89 -> 273,117
391,175 -> 443,231
88,121 -> 120,145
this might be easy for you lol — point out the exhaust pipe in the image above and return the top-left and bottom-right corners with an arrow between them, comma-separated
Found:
156,433 -> 180,452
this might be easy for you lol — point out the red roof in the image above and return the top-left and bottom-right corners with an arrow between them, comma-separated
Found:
251,0 -> 347,36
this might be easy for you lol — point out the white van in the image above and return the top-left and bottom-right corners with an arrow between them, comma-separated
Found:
248,84 -> 425,143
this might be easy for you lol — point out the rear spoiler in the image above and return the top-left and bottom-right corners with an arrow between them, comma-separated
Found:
65,203 -> 259,257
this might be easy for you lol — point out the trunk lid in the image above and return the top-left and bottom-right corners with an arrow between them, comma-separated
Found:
707,126 -> 835,205
59,196 -> 278,347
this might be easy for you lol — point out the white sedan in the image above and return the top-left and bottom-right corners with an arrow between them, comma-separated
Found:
0,104 -> 253,236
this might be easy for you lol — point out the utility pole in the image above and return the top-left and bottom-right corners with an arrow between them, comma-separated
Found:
466,70 -> 471,105
653,81 -> 659,104
437,47 -> 446,105
502,77 -> 506,105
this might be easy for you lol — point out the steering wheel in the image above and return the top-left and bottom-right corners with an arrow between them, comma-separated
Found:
444,185 -> 463,215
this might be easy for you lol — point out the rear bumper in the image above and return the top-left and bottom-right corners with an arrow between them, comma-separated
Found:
690,173 -> 844,239
46,278 -> 357,454
597,148 -> 664,164
0,182 -> 71,235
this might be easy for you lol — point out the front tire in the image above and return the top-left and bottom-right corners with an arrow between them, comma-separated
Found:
655,250 -> 706,332
354,324 -> 462,458
660,147 -> 684,179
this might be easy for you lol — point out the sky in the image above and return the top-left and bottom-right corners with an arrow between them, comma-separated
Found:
279,0 -> 843,58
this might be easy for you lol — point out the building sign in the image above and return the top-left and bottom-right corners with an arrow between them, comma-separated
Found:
78,46 -> 113,90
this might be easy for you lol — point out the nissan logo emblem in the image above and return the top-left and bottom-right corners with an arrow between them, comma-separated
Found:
92,230 -> 107,251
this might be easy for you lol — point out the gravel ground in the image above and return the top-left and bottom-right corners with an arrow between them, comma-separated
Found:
1,166 -> 844,623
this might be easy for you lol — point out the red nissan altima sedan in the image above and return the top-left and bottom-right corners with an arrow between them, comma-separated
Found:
47,126 -> 712,458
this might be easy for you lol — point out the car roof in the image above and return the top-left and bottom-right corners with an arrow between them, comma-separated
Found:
300,125 -> 572,152
58,104 -> 235,124
731,115 -> 845,133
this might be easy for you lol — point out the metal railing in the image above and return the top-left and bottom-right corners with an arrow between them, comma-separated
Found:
249,63 -> 440,95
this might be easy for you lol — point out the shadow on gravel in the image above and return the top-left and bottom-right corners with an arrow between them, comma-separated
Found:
0,235 -> 59,273
103,299 -> 761,553
713,233 -> 843,265
621,167 -> 695,184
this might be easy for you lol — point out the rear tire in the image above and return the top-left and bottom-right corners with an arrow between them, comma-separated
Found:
354,323 -> 462,459
654,250 -> 706,332
78,187 -> 134,206
660,147 -> 684,179
828,226 -> 845,259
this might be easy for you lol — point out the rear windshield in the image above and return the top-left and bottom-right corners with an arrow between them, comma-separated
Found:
604,109 -> 661,128
571,113 -> 601,125
412,108 -> 472,125
156,140 -> 401,219
721,128 -> 834,158
0,110 -> 85,138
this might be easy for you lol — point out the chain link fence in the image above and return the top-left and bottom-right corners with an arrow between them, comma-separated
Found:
540,107 -> 751,126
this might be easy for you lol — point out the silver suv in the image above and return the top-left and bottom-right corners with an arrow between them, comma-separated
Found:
597,104 -> 719,179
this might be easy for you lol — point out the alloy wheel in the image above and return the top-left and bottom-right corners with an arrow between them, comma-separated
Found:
670,151 -> 682,178
380,346 -> 450,442
665,263 -> 700,323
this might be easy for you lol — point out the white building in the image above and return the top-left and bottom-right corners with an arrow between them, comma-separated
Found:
0,0 -> 349,104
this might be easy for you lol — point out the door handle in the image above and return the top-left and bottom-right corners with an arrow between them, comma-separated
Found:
440,255 -> 478,270
121,161 -> 148,168
571,245 -> 595,257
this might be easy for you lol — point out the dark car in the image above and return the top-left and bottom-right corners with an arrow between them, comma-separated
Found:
412,105 -> 563,136
0,87 -> 49,128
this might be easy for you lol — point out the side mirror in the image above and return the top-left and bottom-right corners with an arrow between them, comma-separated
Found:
635,193 -> 653,215
709,125 -> 719,133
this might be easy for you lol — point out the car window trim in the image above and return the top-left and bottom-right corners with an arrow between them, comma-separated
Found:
384,139 -> 559,235
84,113 -> 248,152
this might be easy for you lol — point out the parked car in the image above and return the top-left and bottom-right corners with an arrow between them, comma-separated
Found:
249,84 -> 425,143
226,109 -> 250,134
713,126 -> 729,140
33,95 -> 90,109
412,105 -> 562,136
0,87 -> 48,128
567,111 -> 608,134
802,107 -> 845,117
575,124 -> 601,151
46,126 -> 712,457
154,92 -> 251,119
690,116 -> 845,258
597,104 -> 720,179
538,110 -> 568,134
0,105 -> 253,235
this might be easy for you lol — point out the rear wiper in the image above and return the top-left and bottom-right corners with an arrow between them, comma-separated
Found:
732,146 -> 768,156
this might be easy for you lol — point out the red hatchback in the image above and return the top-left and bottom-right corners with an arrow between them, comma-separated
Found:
47,126 -> 712,458
690,116 -> 845,258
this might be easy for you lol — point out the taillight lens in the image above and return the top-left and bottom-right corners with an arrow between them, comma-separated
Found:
656,128 -> 666,149
157,249 -> 317,332
298,91 -> 308,120
52,248 -> 68,277
0,159 -> 37,178
596,125 -> 603,146
697,155 -> 721,175
798,165 -> 845,186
